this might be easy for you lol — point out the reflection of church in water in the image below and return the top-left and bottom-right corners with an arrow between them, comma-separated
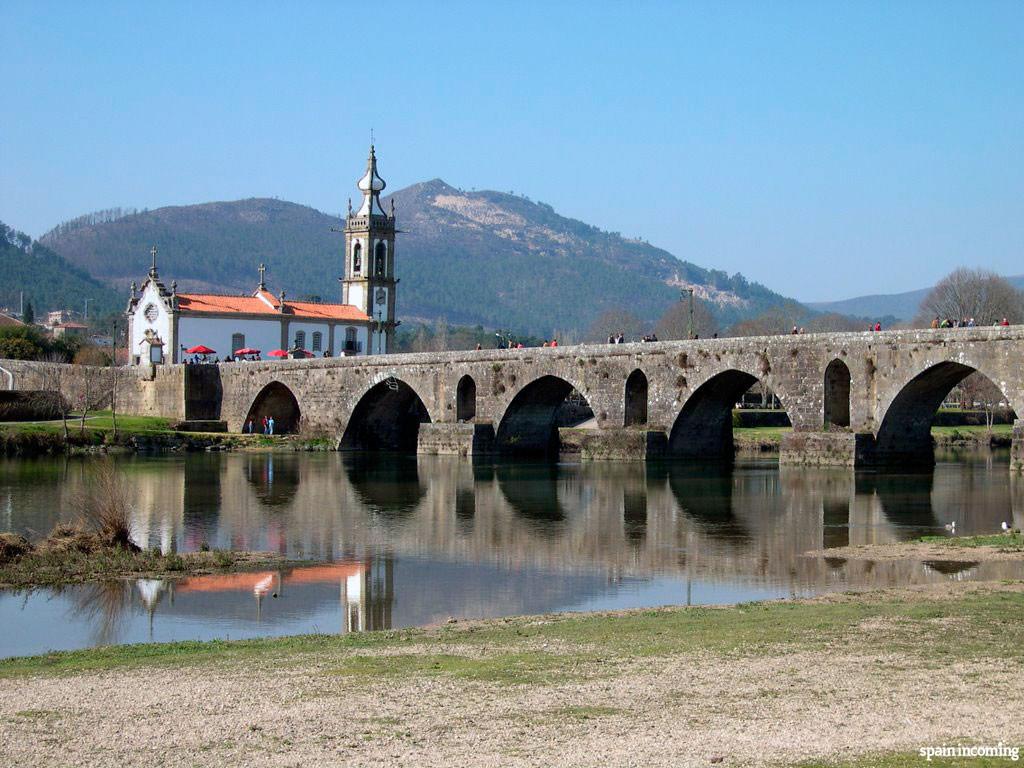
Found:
134,557 -> 395,634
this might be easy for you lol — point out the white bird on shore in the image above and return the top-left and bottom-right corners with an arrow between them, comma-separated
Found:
1002,521 -> 1011,533
944,521 -> 957,533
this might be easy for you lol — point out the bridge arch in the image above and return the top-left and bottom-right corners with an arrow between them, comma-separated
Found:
874,360 -> 1018,464
669,368 -> 792,459
245,381 -> 301,434
339,376 -> 432,453
624,369 -> 648,427
823,358 -> 851,428
495,374 -> 593,457
457,375 -> 476,422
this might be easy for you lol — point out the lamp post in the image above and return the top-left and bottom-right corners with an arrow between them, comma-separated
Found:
683,288 -> 695,339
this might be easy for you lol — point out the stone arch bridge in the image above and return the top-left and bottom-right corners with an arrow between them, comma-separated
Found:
3,326 -> 1022,469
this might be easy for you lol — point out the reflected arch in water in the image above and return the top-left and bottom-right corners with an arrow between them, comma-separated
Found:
824,358 -> 851,428
624,369 -> 648,427
667,463 -> 751,543
874,362 -> 1017,464
855,468 -> 938,537
245,381 -> 301,434
495,375 -> 593,457
669,369 -> 792,460
343,454 -> 426,517
495,463 -> 567,525
339,377 -> 432,453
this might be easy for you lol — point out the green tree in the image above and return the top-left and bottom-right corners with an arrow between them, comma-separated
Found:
22,300 -> 34,324
0,335 -> 42,360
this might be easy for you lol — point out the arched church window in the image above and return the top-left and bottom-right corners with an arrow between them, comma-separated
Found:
231,333 -> 245,354
344,327 -> 357,353
374,241 -> 386,276
295,331 -> 306,350
312,331 -> 323,352
352,242 -> 362,274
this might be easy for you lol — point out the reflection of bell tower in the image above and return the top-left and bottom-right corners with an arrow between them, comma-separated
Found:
341,556 -> 394,633
341,145 -> 398,354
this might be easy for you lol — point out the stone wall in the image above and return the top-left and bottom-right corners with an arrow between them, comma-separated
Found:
0,359 -> 186,421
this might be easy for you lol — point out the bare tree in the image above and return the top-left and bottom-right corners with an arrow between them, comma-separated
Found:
38,354 -> 71,441
917,268 -> 1024,326
727,307 -> 797,337
955,372 -> 1008,435
77,364 -> 114,435
654,297 -> 719,340
109,365 -> 120,439
802,312 -> 866,333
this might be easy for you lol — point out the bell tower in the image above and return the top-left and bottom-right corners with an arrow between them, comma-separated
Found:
341,145 -> 398,354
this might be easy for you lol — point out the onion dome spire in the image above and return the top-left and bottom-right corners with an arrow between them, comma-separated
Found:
356,145 -> 387,217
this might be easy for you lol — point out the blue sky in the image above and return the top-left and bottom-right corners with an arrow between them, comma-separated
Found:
2,1 -> 1021,302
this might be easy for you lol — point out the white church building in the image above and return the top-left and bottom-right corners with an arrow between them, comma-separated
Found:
127,147 -> 400,364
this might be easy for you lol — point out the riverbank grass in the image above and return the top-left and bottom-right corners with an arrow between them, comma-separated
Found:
920,531 -> 1024,551
0,539 -> 287,588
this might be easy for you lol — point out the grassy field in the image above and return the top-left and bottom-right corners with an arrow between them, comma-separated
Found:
2,583 -> 1022,767
733,424 -> 1012,446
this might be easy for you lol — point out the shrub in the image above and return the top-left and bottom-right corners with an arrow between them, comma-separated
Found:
73,460 -> 138,551
0,533 -> 32,564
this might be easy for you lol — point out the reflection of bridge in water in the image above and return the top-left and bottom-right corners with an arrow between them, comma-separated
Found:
4,452 -> 1022,653
112,453 -> 1024,592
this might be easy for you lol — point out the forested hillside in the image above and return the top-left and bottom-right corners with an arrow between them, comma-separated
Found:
39,181 -> 795,335
0,223 -> 122,318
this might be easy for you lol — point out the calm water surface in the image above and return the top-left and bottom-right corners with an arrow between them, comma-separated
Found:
1,450 -> 1022,658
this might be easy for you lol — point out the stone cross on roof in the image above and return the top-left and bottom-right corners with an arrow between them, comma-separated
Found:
149,245 -> 159,279
258,263 -> 266,291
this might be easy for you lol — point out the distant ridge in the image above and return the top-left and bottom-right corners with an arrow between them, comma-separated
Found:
809,275 -> 1024,321
0,222 -> 122,317
38,180 -> 797,334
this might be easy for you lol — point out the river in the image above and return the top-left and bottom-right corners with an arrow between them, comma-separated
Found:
1,449 -> 1022,658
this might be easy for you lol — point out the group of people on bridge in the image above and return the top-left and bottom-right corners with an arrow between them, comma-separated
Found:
931,317 -> 1012,329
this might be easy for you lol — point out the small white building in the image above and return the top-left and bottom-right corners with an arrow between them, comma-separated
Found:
126,147 -> 400,364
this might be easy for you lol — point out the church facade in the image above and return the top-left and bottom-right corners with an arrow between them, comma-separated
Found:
126,147 -> 399,364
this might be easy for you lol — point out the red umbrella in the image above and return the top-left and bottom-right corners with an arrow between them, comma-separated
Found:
186,345 -> 216,355
233,347 -> 261,356
267,349 -> 288,358
292,349 -> 314,358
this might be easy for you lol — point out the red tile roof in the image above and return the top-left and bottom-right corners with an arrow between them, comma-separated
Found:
175,291 -> 369,322
0,312 -> 24,327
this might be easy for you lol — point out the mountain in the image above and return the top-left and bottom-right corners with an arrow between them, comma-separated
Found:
39,181 -> 794,335
0,222 -> 122,319
809,275 -> 1024,321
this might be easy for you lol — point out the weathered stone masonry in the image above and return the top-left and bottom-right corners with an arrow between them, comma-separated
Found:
3,326 -> 1022,468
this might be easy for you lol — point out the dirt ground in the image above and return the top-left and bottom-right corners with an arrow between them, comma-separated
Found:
811,540 -> 1024,562
2,583 -> 1023,768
